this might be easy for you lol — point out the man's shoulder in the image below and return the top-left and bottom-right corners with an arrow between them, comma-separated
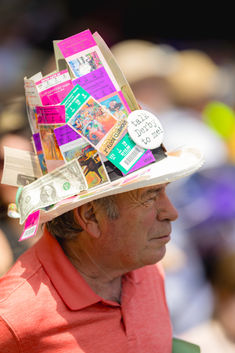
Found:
0,245 -> 43,309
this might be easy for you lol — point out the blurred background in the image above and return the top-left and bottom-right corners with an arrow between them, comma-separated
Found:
0,1 -> 235,351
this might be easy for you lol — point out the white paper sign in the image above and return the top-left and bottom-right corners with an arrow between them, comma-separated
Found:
127,110 -> 164,149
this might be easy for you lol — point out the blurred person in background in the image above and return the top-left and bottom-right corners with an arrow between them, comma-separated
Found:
111,39 -> 230,334
0,229 -> 13,277
177,165 -> 235,351
0,97 -> 41,274
111,41 -> 228,170
180,249 -> 235,352
111,39 -> 177,114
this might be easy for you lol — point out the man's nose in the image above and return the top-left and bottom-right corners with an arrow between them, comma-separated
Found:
157,194 -> 178,222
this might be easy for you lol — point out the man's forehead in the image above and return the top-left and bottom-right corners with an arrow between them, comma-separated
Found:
117,183 -> 168,201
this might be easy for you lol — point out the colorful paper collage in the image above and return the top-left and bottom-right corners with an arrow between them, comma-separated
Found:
57,30 -> 118,86
54,125 -> 109,188
57,30 -> 124,106
20,29 -> 158,205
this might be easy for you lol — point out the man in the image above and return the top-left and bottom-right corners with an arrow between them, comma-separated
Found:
0,181 -> 178,352
0,29 -> 203,352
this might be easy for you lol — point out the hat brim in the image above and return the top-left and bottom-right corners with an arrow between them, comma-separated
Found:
39,146 -> 203,224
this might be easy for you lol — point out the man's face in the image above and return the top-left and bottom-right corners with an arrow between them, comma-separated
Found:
96,183 -> 178,272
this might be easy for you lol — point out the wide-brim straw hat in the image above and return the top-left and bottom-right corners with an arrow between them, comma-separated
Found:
34,146 -> 203,224
10,35 -> 204,226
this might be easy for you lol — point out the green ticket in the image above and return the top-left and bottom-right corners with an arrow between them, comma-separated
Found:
107,133 -> 145,174
61,84 -> 90,122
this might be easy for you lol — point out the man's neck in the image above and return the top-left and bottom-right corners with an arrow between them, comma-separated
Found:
80,272 -> 122,304
61,239 -> 123,303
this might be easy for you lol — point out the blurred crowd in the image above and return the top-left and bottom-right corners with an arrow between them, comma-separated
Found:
1,2 -> 235,352
112,39 -> 235,352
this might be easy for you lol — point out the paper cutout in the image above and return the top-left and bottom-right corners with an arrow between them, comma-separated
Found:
1,147 -> 42,187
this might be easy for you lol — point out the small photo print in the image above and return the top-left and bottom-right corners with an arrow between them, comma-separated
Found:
69,51 -> 103,77
17,174 -> 37,186
39,125 -> 64,160
99,92 -> 128,120
77,144 -> 109,188
69,97 -> 117,146
63,141 -> 108,187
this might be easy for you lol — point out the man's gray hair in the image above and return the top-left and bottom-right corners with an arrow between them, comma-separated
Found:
46,195 -> 119,240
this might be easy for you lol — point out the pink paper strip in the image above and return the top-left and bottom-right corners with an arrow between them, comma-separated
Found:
57,29 -> 96,57
36,106 -> 66,124
19,210 -> 40,241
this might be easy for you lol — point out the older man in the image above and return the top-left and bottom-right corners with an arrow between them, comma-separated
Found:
0,28 -> 203,353
0,181 -> 179,353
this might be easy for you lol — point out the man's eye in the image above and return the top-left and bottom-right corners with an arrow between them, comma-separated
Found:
142,196 -> 157,206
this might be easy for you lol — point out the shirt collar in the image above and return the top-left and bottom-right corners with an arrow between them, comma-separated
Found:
35,228 -> 101,310
35,228 -> 144,310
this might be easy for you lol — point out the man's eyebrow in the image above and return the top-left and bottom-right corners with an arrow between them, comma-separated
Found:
140,183 -> 169,199
140,187 -> 163,199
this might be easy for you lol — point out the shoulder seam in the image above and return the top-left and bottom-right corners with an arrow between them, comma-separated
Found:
0,262 -> 43,304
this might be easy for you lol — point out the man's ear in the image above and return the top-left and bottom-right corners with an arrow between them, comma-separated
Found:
73,202 -> 101,238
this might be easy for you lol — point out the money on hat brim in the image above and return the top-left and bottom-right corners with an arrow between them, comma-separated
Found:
37,146 -> 203,224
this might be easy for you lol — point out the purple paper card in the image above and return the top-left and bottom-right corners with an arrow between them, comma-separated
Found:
36,105 -> 66,124
54,124 -> 81,146
57,29 -> 96,58
125,149 -> 155,175
32,133 -> 48,175
33,133 -> 42,151
40,80 -> 74,105
72,67 -> 116,100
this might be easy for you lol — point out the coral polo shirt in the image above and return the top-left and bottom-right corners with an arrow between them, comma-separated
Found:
0,228 -> 172,353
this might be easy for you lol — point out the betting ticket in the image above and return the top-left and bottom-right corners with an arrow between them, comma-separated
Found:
24,76 -> 42,134
35,69 -> 74,105
57,30 -> 119,90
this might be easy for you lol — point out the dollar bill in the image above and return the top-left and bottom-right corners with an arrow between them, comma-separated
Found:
18,159 -> 88,224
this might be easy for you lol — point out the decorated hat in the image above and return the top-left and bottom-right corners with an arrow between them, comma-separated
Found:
1,29 -> 203,241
